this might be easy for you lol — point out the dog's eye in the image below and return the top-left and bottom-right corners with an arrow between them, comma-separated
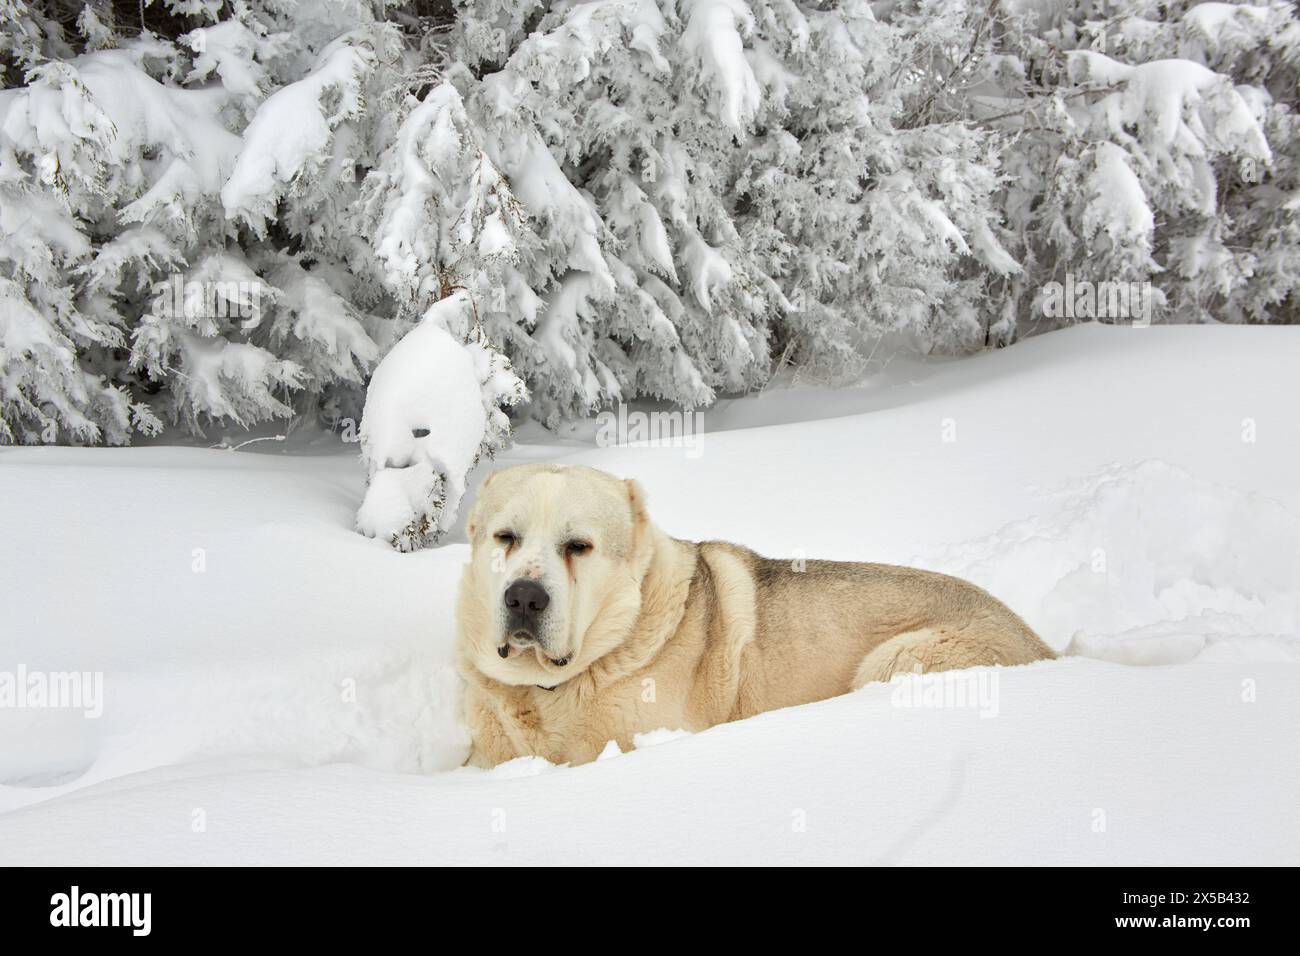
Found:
494,531 -> 517,547
564,540 -> 592,557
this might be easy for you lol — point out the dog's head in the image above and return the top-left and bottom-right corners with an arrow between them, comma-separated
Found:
458,464 -> 651,686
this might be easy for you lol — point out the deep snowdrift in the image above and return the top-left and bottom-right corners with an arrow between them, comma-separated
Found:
1,324 -> 1296,864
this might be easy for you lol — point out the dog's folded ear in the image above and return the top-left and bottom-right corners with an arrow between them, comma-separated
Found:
465,500 -> 483,542
465,471 -> 499,541
625,478 -> 648,527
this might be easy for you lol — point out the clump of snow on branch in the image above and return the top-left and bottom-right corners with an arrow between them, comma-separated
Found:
357,292 -> 524,551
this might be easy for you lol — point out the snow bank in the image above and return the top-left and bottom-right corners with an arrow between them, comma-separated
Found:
0,448 -> 471,811
1,325 -> 1296,863
923,461 -> 1299,655
0,657 -> 1295,865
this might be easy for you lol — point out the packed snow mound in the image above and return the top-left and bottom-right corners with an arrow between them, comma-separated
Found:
356,292 -> 522,551
923,461 -> 1300,660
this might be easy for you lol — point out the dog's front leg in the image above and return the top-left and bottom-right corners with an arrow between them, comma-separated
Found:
462,682 -> 522,768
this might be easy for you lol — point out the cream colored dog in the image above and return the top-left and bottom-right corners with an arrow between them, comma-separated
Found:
457,463 -> 1053,767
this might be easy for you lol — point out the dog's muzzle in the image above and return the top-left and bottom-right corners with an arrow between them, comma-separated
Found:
498,579 -> 569,668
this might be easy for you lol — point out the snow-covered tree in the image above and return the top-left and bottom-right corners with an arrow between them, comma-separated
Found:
0,3 -> 392,442
409,0 -> 1022,422
910,0 -> 1297,333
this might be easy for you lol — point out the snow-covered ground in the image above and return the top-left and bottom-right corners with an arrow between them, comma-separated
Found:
1,324 -> 1297,865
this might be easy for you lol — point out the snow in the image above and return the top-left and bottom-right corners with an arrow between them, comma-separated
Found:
368,82 -> 474,305
1186,2 -> 1267,31
220,38 -> 372,233
1067,51 -> 1272,165
356,293 -> 489,548
1085,142 -> 1154,245
266,258 -> 379,385
182,17 -> 280,105
0,52 -> 242,211
1,324 -> 1297,864
680,0 -> 763,130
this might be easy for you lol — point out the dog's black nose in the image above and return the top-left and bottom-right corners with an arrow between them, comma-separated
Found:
504,579 -> 550,615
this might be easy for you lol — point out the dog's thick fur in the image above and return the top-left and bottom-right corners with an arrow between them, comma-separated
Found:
457,463 -> 1054,767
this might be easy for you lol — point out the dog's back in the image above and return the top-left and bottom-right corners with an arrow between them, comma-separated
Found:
696,543 -> 1053,719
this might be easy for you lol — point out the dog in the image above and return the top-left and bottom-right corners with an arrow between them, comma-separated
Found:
456,463 -> 1054,767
